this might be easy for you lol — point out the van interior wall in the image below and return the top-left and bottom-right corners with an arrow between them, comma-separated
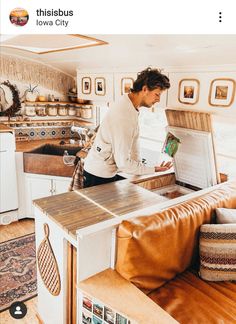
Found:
138,66 -> 236,178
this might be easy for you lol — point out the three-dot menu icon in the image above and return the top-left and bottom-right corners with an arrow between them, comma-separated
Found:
219,12 -> 222,22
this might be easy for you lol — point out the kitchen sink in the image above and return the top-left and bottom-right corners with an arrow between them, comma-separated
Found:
28,144 -> 80,156
23,144 -> 81,177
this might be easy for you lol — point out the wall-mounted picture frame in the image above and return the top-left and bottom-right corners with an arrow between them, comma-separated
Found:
178,79 -> 200,105
208,78 -> 235,107
95,77 -> 106,96
82,77 -> 91,95
121,77 -> 134,95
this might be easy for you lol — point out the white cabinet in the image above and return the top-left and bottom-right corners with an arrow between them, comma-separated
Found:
77,72 -> 114,102
53,178 -> 71,194
25,174 -> 71,218
0,133 -> 18,213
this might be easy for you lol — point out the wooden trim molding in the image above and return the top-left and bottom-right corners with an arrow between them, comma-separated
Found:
1,34 -> 108,55
67,242 -> 77,324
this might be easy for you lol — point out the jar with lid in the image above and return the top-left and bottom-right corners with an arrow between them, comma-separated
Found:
81,105 -> 92,119
58,104 -> 68,116
68,104 -> 76,116
25,104 -> 36,116
75,104 -> 81,117
46,103 -> 58,116
36,104 -> 47,116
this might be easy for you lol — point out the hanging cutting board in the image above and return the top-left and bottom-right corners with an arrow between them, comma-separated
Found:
37,223 -> 61,296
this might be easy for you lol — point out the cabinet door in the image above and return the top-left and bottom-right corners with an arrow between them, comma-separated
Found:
26,177 -> 52,217
53,178 -> 71,195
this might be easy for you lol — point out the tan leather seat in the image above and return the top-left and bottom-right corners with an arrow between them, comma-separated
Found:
116,182 -> 236,294
115,181 -> 236,323
148,270 -> 236,324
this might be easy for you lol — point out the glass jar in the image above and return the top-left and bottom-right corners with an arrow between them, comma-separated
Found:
25,104 -> 36,116
81,105 -> 92,119
58,104 -> 68,116
75,104 -> 81,117
68,104 -> 76,116
47,103 -> 58,116
36,104 -> 47,116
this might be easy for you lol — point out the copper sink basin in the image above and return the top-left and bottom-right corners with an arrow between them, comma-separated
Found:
23,144 -> 81,177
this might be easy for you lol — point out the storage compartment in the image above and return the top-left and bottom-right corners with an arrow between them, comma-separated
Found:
152,184 -> 194,199
135,126 -> 218,201
135,173 -> 195,201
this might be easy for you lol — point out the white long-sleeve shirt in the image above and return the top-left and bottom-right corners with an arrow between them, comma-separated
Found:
84,94 -> 155,178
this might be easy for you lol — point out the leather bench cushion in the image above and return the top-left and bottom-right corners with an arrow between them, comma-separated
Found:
116,182 -> 236,293
148,270 -> 236,324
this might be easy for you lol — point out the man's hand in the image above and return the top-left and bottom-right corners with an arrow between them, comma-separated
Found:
154,161 -> 173,172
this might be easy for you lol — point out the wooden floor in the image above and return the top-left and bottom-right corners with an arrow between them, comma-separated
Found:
0,219 -> 39,324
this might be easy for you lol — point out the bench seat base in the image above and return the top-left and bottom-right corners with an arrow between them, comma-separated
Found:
148,269 -> 236,324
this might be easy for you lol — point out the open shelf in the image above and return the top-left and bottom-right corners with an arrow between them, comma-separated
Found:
24,101 -> 92,106
2,118 -> 94,128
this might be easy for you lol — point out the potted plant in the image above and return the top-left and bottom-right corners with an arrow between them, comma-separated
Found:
25,84 -> 39,102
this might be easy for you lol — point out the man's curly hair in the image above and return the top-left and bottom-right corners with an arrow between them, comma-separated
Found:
131,67 -> 170,93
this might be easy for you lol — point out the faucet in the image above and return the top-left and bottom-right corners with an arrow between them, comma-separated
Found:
71,126 -> 89,146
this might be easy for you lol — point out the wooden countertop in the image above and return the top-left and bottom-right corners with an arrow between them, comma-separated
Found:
120,169 -> 174,184
0,124 -> 13,133
33,181 -> 162,239
79,180 -> 159,216
34,191 -> 115,239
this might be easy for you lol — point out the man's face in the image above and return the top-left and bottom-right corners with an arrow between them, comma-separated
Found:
140,86 -> 164,108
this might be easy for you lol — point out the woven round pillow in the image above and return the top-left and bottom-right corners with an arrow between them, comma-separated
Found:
199,224 -> 236,281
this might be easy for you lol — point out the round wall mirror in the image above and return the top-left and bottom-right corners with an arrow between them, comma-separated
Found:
0,80 -> 21,117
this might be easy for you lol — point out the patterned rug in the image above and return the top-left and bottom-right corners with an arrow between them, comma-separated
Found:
0,233 -> 37,312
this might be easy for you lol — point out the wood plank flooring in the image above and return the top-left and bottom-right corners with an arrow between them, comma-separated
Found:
0,219 -> 38,324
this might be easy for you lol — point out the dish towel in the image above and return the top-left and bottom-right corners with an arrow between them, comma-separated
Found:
69,130 -> 97,191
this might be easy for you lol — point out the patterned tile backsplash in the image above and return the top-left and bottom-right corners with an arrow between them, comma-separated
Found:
14,126 -> 77,140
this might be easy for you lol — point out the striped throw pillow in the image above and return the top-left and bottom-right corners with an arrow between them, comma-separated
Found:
199,224 -> 236,281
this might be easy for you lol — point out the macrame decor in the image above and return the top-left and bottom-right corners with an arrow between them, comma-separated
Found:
0,80 -> 21,117
0,54 -> 74,94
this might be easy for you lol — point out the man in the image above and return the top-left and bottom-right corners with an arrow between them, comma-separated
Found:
83,67 -> 172,187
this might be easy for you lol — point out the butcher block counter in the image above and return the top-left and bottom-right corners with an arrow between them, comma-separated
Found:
0,123 -> 13,133
33,180 -> 162,240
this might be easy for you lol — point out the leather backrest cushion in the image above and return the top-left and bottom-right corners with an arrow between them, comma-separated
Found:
116,182 -> 236,293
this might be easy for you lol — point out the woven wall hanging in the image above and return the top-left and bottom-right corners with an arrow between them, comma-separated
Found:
1,54 -> 74,94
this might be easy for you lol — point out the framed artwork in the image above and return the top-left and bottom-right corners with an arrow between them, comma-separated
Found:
81,77 -> 91,95
208,78 -> 235,107
121,77 -> 134,95
178,79 -> 200,105
95,77 -> 106,96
